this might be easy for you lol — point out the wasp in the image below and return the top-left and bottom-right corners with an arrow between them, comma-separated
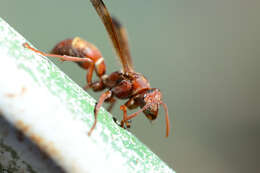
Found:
23,0 -> 170,137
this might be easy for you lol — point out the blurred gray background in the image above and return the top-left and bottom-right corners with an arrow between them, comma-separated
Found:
1,0 -> 259,172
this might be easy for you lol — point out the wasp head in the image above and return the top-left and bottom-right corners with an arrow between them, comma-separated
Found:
141,88 -> 162,120
139,88 -> 170,137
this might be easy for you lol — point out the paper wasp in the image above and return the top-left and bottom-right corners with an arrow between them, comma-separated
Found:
24,0 -> 170,137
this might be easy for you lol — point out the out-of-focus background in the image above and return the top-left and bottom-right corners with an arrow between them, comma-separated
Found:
1,0 -> 258,172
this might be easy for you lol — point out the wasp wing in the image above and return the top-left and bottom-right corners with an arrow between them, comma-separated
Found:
90,0 -> 134,72
111,17 -> 134,71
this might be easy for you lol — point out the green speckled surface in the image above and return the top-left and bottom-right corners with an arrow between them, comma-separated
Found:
0,18 -> 175,173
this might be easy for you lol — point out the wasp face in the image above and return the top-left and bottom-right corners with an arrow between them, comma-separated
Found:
143,103 -> 159,120
141,88 -> 162,120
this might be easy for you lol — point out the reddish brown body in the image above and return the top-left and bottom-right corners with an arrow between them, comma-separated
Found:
51,37 -> 106,88
23,0 -> 170,137
101,71 -> 150,99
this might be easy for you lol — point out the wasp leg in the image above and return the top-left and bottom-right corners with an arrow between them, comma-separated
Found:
119,103 -> 151,129
88,90 -> 112,136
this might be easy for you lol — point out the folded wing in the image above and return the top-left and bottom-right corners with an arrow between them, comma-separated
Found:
90,0 -> 134,73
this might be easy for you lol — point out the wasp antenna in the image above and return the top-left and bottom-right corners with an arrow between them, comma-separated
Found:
161,102 -> 170,138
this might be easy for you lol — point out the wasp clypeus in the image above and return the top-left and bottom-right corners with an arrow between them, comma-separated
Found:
23,0 -> 170,137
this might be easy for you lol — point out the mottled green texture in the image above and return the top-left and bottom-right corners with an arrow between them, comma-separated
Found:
0,18 -> 175,173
